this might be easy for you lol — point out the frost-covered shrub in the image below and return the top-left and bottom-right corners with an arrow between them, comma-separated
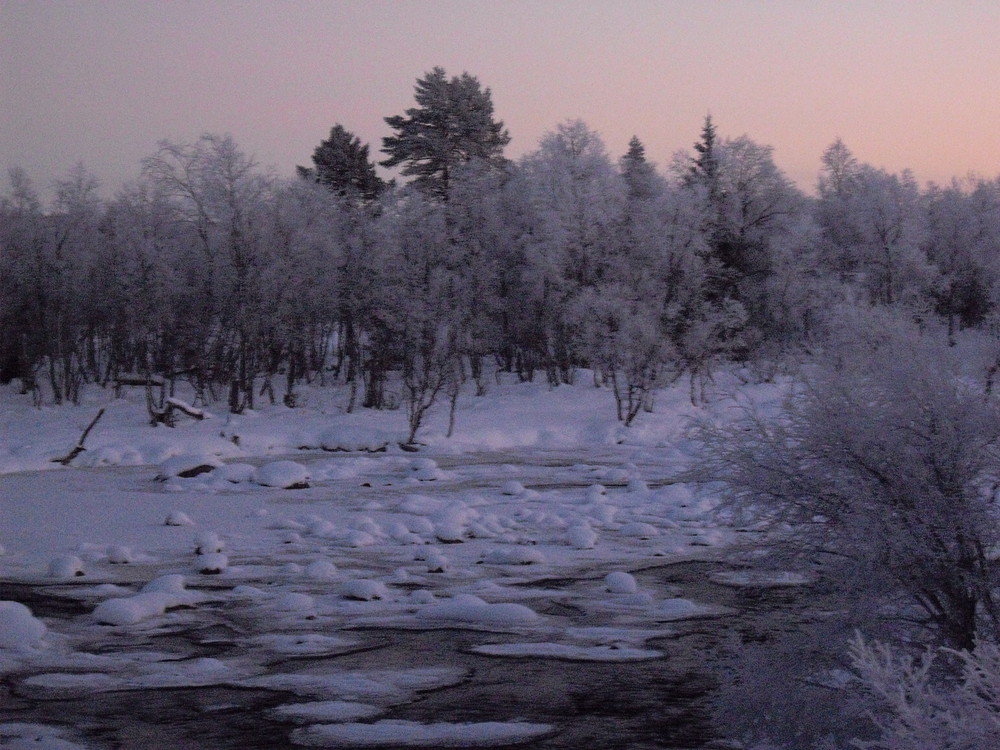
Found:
693,315 -> 1000,650
849,635 -> 1000,750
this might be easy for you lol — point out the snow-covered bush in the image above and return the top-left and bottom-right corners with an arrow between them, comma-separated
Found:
693,314 -> 1000,650
849,635 -> 1000,750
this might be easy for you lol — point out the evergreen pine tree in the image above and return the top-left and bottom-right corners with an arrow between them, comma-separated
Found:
381,67 -> 510,200
298,124 -> 384,201
620,135 -> 660,199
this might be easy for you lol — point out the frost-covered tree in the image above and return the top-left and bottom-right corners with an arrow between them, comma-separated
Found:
619,135 -> 662,200
297,124 -> 384,202
381,67 -> 510,201
142,134 -> 275,412
816,161 -> 931,308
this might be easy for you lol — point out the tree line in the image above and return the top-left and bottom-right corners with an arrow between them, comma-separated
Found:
4,67 -> 1000,438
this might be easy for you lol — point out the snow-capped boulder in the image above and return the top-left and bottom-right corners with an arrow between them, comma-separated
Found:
605,572 -> 639,594
304,560 -> 338,580
0,601 -> 47,650
254,460 -> 310,489
106,545 -> 133,564
194,531 -> 224,555
164,510 -> 194,527
420,594 -> 539,626
566,522 -> 598,549
196,553 -> 228,575
48,555 -> 85,578
155,454 -> 223,481
499,480 -> 525,497
340,579 -> 390,601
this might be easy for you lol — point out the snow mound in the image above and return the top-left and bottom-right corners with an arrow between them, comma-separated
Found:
0,602 -> 47,650
106,545 -> 133,564
292,719 -> 553,747
620,521 -> 659,539
93,592 -> 178,626
254,460 -> 310,489
214,462 -> 256,483
319,427 -> 393,453
273,699 -> 382,723
164,510 -> 194,526
194,531 -> 224,554
340,580 -> 391,601
499,480 -> 525,496
566,522 -> 598,549
47,555 -> 85,578
420,595 -> 539,627
195,552 -> 228,574
408,458 -> 444,481
304,560 -> 338,580
156,454 -> 223,480
605,572 -> 638,594
471,642 -> 662,662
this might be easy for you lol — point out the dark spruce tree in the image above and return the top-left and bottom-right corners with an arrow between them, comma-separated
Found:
298,124 -> 385,201
620,135 -> 660,200
381,67 -> 510,200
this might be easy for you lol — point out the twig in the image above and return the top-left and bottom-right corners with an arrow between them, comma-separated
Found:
52,407 -> 105,465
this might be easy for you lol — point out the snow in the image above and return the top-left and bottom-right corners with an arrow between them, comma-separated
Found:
420,594 -> 540,627
0,602 -> 47,650
605,571 -> 639,594
0,372 -> 772,743
254,460 -> 311,488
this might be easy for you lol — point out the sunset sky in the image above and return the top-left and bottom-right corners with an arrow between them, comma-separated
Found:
3,0 -> 999,203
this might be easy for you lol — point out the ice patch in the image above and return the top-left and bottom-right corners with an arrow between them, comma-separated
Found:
273,699 -> 382,723
291,719 -> 553,747
420,595 -> 539,627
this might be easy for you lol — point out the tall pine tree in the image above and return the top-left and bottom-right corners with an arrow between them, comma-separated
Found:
298,124 -> 384,201
381,68 -> 510,200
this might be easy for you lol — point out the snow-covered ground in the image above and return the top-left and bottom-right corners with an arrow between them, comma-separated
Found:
0,373 -> 791,748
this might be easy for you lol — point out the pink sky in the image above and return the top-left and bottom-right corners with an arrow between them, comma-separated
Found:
3,0 -> 999,202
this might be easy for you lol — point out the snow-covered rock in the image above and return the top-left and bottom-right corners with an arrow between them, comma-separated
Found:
566,522 -> 597,549
604,571 -> 638,594
196,553 -> 228,575
194,531 -> 224,555
340,579 -> 391,601
93,592 -> 176,626
164,510 -> 194,526
304,559 -> 338,579
156,454 -> 223,481
48,555 -> 85,578
106,545 -> 133,564
499,480 -> 525,496
420,594 -> 539,626
254,460 -> 310,489
0,601 -> 47,650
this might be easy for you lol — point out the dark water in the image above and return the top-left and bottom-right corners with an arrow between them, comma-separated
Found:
0,559 -> 812,750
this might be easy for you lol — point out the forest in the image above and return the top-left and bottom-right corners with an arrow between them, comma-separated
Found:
5,68 -> 1000,431
4,68 -> 1000,748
